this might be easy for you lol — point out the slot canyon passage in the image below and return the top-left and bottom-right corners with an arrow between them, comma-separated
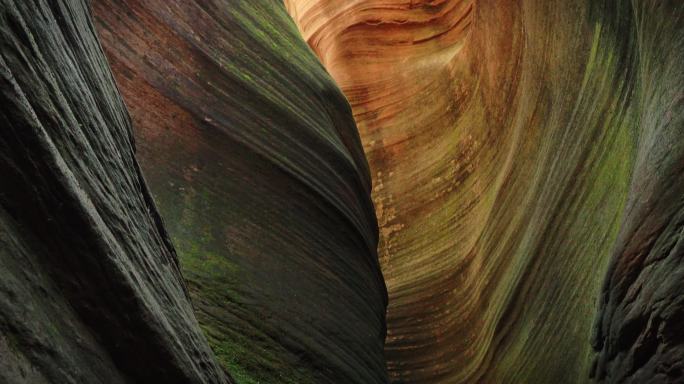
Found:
0,1 -> 682,384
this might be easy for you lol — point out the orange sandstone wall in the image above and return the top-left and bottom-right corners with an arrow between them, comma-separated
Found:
286,1 -> 684,383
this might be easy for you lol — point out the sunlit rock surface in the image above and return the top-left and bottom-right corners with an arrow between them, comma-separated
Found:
286,1 -> 684,383
0,1 -> 230,383
92,1 -> 387,383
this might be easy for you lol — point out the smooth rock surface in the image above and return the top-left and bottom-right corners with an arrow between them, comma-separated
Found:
92,1 -> 388,383
286,1 -> 684,383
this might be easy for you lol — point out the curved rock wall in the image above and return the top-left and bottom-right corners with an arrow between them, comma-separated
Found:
92,1 -> 387,383
591,3 -> 684,382
2,0 -> 681,383
286,1 -> 684,383
0,1 -> 230,383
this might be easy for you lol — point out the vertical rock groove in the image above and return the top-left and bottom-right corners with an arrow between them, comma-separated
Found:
286,0 -> 684,383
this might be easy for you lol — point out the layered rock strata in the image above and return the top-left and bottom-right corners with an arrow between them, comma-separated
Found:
0,1 -> 230,383
286,1 -> 684,383
2,0 -> 682,383
92,1 -> 387,383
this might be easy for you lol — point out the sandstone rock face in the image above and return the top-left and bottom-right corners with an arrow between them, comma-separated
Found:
2,0 -> 682,383
0,1 -> 230,383
92,1 -> 387,383
286,1 -> 684,383
590,4 -> 684,382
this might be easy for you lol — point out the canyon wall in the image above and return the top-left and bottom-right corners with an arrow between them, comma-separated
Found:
1,1 -> 387,383
0,1 -> 230,382
92,1 -> 387,383
2,0 -> 681,383
286,1 -> 684,383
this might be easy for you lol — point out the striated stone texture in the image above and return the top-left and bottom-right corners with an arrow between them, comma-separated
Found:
590,3 -> 684,382
286,0 -> 684,383
92,1 -> 387,383
0,1 -> 230,383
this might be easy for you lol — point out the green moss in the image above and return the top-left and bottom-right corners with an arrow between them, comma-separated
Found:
164,192 -> 316,384
199,321 -> 316,384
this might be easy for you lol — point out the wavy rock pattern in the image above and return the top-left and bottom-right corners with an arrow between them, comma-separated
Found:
2,0 -> 682,383
0,1 -> 229,383
92,1 -> 387,383
286,0 -> 684,383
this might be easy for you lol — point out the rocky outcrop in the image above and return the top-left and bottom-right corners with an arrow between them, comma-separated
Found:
286,0 -> 684,383
92,1 -> 387,383
0,1 -> 230,383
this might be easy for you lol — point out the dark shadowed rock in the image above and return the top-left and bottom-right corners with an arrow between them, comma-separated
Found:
0,1 -> 230,382
591,2 -> 684,383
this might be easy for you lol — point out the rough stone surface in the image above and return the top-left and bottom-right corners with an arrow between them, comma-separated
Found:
590,3 -> 684,383
0,0 -> 231,383
92,1 -> 388,383
286,1 -> 684,383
